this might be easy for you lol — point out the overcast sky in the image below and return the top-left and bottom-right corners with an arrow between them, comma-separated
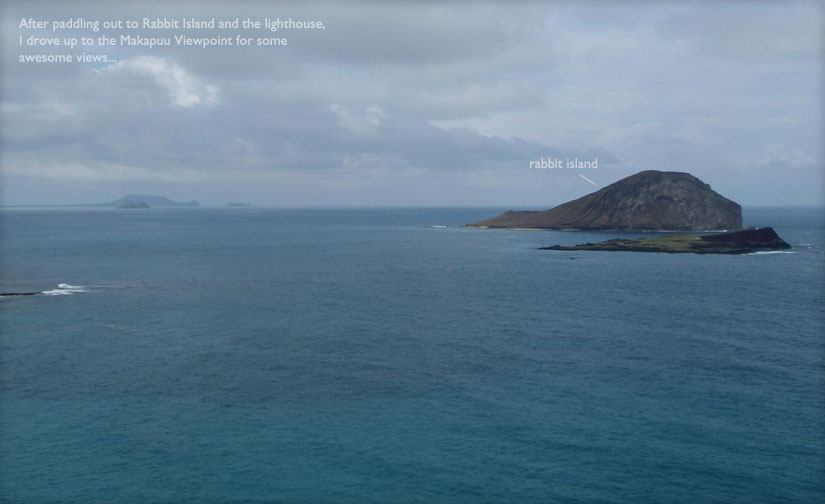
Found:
1,1 -> 823,207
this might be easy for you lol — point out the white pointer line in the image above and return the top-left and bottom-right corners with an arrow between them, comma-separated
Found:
579,174 -> 597,186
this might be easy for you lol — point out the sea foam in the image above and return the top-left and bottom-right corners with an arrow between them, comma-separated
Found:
43,284 -> 87,295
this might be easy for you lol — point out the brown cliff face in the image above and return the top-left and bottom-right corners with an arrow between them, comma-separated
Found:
469,170 -> 742,231
698,227 -> 788,248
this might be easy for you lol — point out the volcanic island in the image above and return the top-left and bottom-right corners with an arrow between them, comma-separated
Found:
467,170 -> 790,254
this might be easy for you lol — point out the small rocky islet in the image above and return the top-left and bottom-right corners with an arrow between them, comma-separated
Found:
542,227 -> 791,255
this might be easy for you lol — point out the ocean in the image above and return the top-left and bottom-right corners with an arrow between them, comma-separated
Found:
1,206 -> 823,503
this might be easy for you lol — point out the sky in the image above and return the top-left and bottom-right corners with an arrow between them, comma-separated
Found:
1,1 -> 823,207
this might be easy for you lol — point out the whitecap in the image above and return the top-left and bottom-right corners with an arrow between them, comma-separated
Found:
43,283 -> 88,295
748,251 -> 797,255
42,289 -> 75,295
431,225 -> 447,229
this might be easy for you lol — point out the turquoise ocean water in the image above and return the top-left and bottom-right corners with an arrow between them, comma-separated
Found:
1,207 -> 823,503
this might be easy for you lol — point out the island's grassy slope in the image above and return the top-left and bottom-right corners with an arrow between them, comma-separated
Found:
541,227 -> 791,255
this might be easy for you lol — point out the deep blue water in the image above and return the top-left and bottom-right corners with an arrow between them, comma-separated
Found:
1,207 -> 824,503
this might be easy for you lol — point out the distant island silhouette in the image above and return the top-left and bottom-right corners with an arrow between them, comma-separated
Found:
1,194 -> 200,209
116,200 -> 150,209
98,194 -> 199,208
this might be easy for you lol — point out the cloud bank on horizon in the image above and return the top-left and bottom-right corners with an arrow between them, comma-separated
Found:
1,1 -> 823,206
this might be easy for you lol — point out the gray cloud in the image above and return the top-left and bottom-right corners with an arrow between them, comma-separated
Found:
1,0 -> 823,206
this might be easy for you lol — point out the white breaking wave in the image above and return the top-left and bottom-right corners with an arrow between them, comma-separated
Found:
42,289 -> 74,295
749,251 -> 797,255
431,225 -> 447,229
43,283 -> 88,295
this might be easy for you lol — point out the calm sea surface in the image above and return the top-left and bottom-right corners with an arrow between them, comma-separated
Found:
1,207 -> 823,503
